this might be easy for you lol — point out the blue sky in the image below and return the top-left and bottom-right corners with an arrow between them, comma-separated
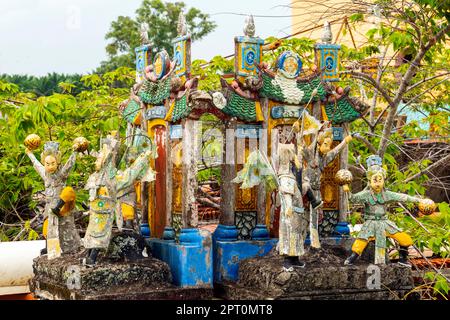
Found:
0,0 -> 294,76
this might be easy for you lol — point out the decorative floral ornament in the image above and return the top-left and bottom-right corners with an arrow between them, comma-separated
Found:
212,92 -> 227,110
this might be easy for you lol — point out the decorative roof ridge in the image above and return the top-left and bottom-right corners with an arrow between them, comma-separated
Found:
331,86 -> 371,115
257,63 -> 326,84
296,70 -> 324,83
220,78 -> 259,101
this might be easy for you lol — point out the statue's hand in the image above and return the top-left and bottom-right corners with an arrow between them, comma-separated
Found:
25,147 -> 32,154
342,184 -> 350,192
345,135 -> 353,144
293,121 -> 301,133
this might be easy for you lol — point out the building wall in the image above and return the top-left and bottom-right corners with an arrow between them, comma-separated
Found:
291,0 -> 380,49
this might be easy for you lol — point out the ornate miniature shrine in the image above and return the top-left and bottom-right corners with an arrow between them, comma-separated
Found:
29,13 -> 436,300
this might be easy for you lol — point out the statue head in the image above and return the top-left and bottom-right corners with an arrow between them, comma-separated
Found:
243,15 -> 255,37
177,12 -> 188,36
366,155 -> 386,193
317,129 -> 333,155
95,135 -> 118,172
41,142 -> 61,174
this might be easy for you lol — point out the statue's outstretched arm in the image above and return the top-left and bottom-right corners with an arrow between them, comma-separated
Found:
384,190 -> 422,204
116,150 -> 151,191
60,152 -> 77,180
25,149 -> 46,180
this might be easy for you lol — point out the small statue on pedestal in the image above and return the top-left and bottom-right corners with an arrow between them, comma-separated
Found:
24,134 -> 88,259
341,155 -> 435,266
82,134 -> 155,266
277,143 -> 308,271
294,120 -> 353,248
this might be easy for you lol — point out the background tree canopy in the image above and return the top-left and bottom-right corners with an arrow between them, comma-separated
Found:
98,0 -> 217,73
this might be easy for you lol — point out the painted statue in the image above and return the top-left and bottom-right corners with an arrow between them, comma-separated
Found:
24,134 -> 87,259
294,121 -> 353,248
232,148 -> 309,270
342,155 -> 434,266
118,127 -> 149,231
276,143 -> 309,270
83,134 -> 155,266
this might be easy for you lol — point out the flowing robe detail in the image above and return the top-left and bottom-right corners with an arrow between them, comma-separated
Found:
277,144 -> 308,257
27,152 -> 80,258
83,151 -> 152,249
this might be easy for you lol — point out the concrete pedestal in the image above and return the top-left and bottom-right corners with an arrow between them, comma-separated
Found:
217,244 -> 417,300
147,229 -> 213,289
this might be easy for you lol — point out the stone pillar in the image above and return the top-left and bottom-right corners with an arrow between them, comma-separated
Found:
162,122 -> 175,240
214,120 -> 238,241
181,119 -> 199,228
253,99 -> 270,240
336,123 -> 350,236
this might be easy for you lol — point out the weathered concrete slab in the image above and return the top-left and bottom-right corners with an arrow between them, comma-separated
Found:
217,245 -> 417,300
30,232 -> 213,300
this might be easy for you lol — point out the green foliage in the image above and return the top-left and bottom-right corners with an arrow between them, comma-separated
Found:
263,37 -> 316,68
424,271 -> 449,298
0,73 -> 88,97
100,0 -> 216,72
192,56 -> 234,91
197,168 -> 221,183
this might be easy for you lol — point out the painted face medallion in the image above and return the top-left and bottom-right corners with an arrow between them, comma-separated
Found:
153,51 -> 170,80
154,56 -> 163,77
276,51 -> 302,79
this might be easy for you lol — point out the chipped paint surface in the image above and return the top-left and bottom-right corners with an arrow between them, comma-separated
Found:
213,239 -> 278,283
147,230 -> 213,288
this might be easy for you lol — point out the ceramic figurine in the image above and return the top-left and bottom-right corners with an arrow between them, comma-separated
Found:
342,155 -> 435,266
82,134 -> 155,266
24,134 -> 87,259
277,143 -> 308,271
294,121 -> 353,248
118,127 -> 149,231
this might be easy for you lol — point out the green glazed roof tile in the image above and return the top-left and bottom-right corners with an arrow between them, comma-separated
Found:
171,94 -> 191,122
325,95 -> 365,124
122,99 -> 140,123
258,73 -> 327,105
138,77 -> 171,105
221,91 -> 258,122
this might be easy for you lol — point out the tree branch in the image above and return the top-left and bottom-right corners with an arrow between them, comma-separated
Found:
405,72 -> 450,94
403,153 -> 450,184
353,134 -> 377,154
340,70 -> 395,107
377,23 -> 450,157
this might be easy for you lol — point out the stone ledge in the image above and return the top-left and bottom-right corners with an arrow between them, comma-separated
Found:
219,245 -> 416,300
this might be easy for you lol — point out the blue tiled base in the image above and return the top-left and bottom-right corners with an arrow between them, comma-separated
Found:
334,222 -> 350,236
147,229 -> 213,288
140,223 -> 151,238
213,238 -> 278,283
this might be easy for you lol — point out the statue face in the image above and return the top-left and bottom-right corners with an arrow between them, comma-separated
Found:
319,137 -> 333,155
95,148 -> 108,172
44,155 -> 58,174
370,173 -> 385,193
284,56 -> 298,74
